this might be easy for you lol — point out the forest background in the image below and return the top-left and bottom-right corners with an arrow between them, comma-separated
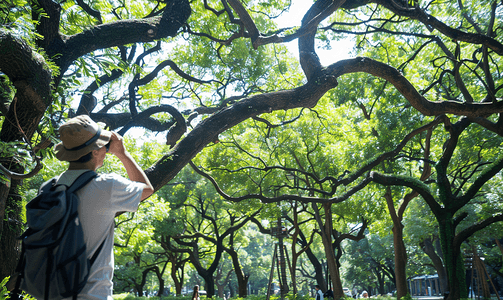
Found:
1,0 -> 503,299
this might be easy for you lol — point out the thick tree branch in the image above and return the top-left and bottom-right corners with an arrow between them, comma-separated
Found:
299,0 -> 347,80
369,171 -> 441,214
458,156 -> 503,210
99,104 -> 181,135
374,0 -> 503,55
53,0 -> 191,74
453,213 -> 503,250
0,29 -> 52,141
33,0 -> 63,51
226,0 -> 260,48
145,73 -> 339,190
326,58 -> 503,118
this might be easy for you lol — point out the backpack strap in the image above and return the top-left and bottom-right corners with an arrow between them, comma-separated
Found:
67,170 -> 98,193
38,170 -> 96,194
90,238 -> 106,266
39,177 -> 58,194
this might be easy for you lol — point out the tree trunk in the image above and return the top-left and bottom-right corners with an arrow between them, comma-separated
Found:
303,240 -> 326,289
226,246 -> 249,297
376,270 -> 385,295
236,269 -> 249,297
172,274 -> 182,295
438,216 -> 467,300
421,237 -> 448,295
314,203 -> 344,299
170,257 -> 184,295
158,278 -> 165,296
136,283 -> 144,297
392,222 -> 409,299
0,29 -> 53,280
202,271 -> 216,298
0,179 -> 23,281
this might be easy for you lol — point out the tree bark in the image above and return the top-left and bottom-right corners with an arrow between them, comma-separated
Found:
0,175 -> 24,280
225,246 -> 249,297
312,202 -> 345,299
384,189 -> 409,300
421,237 -> 448,295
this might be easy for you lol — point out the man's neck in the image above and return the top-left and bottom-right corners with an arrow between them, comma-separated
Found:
68,161 -> 97,170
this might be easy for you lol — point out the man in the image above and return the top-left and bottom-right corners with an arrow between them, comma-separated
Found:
54,115 -> 154,299
315,285 -> 324,300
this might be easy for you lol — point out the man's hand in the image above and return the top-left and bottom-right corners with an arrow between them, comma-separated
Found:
107,132 -> 154,200
107,132 -> 126,157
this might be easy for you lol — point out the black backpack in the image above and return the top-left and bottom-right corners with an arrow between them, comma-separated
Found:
12,170 -> 104,300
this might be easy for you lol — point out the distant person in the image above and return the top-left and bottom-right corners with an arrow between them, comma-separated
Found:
315,285 -> 324,300
324,288 -> 333,299
362,291 -> 369,298
192,285 -> 200,300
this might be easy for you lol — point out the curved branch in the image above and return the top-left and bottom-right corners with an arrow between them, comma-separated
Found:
226,0 -> 260,48
341,116 -> 445,186
458,156 -> 503,210
145,72 -> 339,190
326,57 -> 503,118
369,171 -> 441,215
336,218 -> 368,243
299,0 -> 346,80
0,161 -> 43,180
138,60 -> 220,85
185,23 -> 247,46
469,117 -> 503,136
56,0 -> 191,73
90,105 -> 181,134
453,213 -> 503,250
203,0 -> 226,16
113,104 -> 182,135
76,68 -> 125,115
374,0 -> 503,56
396,126 -> 433,218
190,160 -> 372,204
165,106 -> 187,148
75,0 -> 103,24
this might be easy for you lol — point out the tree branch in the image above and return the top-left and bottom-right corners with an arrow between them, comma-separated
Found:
374,0 -> 503,55
55,0 -> 191,74
369,171 -> 441,215
326,57 -> 503,118
454,213 -> 503,250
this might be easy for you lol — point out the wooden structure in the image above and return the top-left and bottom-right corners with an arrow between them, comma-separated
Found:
408,274 -> 443,297
266,220 -> 291,300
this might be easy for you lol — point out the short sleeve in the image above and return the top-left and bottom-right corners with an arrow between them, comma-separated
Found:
99,173 -> 145,213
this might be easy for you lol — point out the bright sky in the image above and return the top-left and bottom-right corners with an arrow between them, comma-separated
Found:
276,0 -> 352,65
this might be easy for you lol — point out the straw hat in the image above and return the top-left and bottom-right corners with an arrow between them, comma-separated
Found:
54,115 -> 112,162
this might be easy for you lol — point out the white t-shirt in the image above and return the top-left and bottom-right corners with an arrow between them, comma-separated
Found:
316,289 -> 324,300
57,169 -> 144,300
